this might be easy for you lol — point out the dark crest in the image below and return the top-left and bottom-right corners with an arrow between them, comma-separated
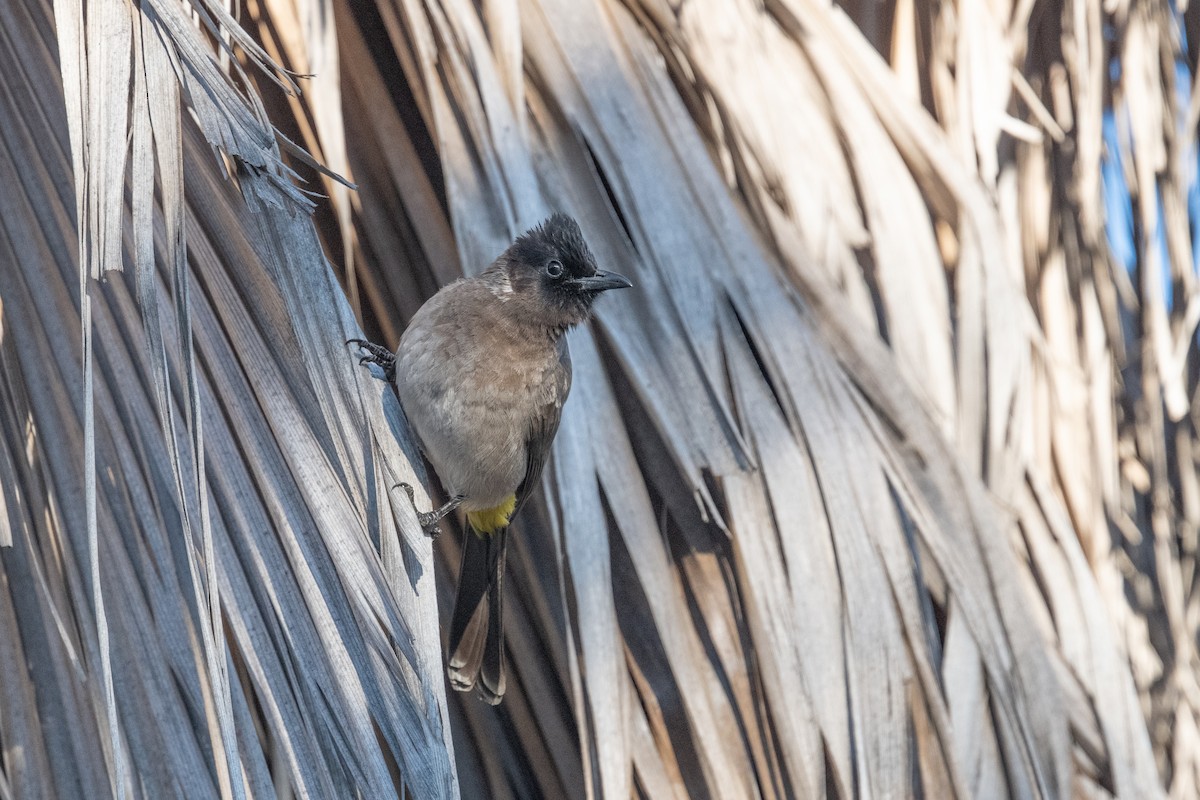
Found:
509,213 -> 597,281
500,214 -> 630,331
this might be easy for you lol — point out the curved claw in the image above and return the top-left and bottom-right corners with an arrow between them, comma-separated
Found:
394,482 -> 417,506
393,482 -> 437,538
392,483 -> 463,539
349,339 -> 397,383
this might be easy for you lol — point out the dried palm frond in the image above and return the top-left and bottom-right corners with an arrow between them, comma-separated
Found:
1,0 -> 454,796
0,0 -> 1192,796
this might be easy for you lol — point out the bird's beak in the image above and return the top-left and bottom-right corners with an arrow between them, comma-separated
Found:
571,270 -> 633,292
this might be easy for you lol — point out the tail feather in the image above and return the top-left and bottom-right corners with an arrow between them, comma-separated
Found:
479,535 -> 507,703
447,527 -> 507,704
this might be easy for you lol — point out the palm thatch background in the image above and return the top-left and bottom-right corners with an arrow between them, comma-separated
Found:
1,0 -> 1197,796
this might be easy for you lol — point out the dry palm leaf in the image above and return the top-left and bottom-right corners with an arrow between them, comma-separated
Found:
1,0 -> 455,795
0,0 -> 1193,796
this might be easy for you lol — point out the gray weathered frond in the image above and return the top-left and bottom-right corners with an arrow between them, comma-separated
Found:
0,0 -> 456,796
2,0 -> 1194,796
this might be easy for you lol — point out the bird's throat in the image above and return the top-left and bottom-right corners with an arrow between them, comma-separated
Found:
467,494 -> 517,535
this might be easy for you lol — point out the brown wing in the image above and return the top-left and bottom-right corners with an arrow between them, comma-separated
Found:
513,337 -> 572,518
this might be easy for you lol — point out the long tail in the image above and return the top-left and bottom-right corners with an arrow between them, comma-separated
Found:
447,527 -> 507,704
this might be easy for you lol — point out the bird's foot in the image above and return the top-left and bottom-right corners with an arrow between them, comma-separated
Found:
416,511 -> 444,536
396,483 -> 464,538
347,339 -> 396,383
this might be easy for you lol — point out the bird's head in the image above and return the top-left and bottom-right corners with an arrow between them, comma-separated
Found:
500,214 -> 632,330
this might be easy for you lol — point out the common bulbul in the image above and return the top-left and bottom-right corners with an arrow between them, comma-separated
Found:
350,214 -> 631,703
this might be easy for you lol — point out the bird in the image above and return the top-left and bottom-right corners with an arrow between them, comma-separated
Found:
349,214 -> 632,704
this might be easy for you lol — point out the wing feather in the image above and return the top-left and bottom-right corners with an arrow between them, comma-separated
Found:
514,337 -> 572,517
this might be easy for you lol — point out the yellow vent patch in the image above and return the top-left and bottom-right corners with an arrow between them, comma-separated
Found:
466,494 -> 516,535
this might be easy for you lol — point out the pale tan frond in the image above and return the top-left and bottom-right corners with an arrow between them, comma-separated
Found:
1,0 -> 455,796
2,0 -> 1194,796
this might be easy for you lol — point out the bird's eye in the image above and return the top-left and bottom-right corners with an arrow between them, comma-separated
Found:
545,260 -> 564,278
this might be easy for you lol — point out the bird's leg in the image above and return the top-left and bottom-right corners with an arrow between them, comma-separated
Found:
397,483 -> 464,537
347,339 -> 396,384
